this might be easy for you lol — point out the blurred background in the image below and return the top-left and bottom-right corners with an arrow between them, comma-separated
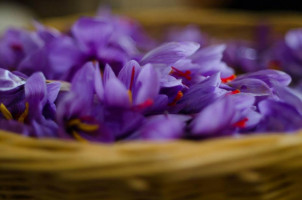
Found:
0,0 -> 302,32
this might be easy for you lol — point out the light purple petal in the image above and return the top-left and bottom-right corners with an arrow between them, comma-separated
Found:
71,17 -> 113,53
228,78 -> 272,96
103,64 -> 116,84
141,42 -> 200,65
104,78 -> 130,107
178,73 -> 226,113
118,60 -> 141,90
235,70 -> 292,87
25,72 -> 47,120
133,64 -> 160,105
141,114 -> 190,140
190,96 -> 235,135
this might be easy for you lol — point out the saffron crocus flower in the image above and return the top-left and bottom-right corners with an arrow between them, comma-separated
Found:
257,99 -> 302,132
222,41 -> 263,73
95,60 -> 161,112
139,42 -> 200,106
167,45 -> 234,87
71,16 -> 140,74
18,32 -> 85,80
0,68 -> 61,137
57,62 -> 114,142
270,29 -> 302,82
190,94 -> 261,137
0,28 -> 42,71
97,7 -> 156,51
223,70 -> 291,97
176,73 -> 227,113
140,42 -> 200,65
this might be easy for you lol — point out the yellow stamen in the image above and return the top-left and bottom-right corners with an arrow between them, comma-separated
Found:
128,90 -> 133,104
72,131 -> 87,143
0,103 -> 13,120
68,119 -> 99,132
18,102 -> 29,123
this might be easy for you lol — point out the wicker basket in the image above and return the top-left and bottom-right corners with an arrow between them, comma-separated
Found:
3,8 -> 302,200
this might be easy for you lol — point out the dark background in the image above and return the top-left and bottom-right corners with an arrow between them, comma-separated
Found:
1,0 -> 302,18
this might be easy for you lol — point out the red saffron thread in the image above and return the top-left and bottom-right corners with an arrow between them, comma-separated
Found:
221,74 -> 236,83
133,99 -> 154,110
168,91 -> 184,106
233,118 -> 248,128
226,89 -> 240,95
268,60 -> 281,70
170,66 -> 192,80
129,66 -> 135,90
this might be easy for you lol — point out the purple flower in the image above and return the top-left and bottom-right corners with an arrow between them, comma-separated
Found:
223,41 -> 263,73
0,68 -> 61,137
257,99 -> 302,132
71,16 -> 142,74
222,69 -> 291,97
18,33 -> 85,80
176,73 -> 226,113
140,42 -> 200,65
0,28 -> 42,71
190,94 -> 261,137
96,60 -> 161,111
96,7 -> 156,51
270,29 -> 302,81
57,62 -> 114,142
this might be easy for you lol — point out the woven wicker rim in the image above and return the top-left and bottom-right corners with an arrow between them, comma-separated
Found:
1,130 -> 302,182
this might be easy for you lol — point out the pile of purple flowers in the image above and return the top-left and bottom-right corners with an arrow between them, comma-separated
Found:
1,10 -> 302,143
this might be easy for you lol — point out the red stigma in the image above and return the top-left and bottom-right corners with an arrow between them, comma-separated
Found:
168,91 -> 183,106
129,66 -> 135,90
221,74 -> 236,83
170,66 -> 192,80
268,60 -> 281,70
10,43 -> 23,51
233,118 -> 248,128
226,89 -> 240,95
133,99 -> 154,111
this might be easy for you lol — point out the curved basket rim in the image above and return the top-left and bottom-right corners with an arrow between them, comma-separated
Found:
1,130 -> 302,181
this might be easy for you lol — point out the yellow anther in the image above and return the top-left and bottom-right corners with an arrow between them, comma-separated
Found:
72,131 -> 88,143
68,119 -> 99,132
18,102 -> 29,123
0,103 -> 13,120
128,90 -> 133,104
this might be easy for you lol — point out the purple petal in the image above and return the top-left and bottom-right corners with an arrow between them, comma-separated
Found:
118,60 -> 141,90
25,72 -> 47,120
141,114 -> 190,140
46,82 -> 61,103
235,70 -> 291,87
141,42 -> 200,65
0,68 -> 25,91
133,64 -> 160,105
257,99 -> 302,132
228,78 -> 272,96
104,77 -> 130,108
71,17 -> 113,54
103,64 -> 116,84
178,73 -> 226,113
190,96 -> 235,135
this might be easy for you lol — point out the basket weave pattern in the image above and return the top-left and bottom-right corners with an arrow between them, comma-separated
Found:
1,130 -> 302,200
